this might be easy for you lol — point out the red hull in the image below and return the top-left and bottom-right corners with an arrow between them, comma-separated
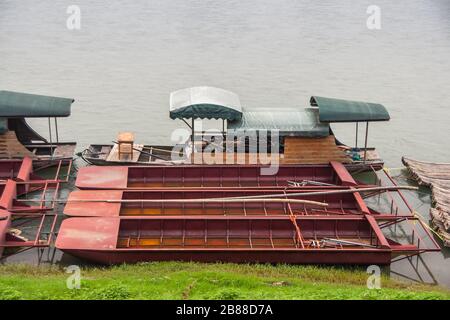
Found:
58,162 -> 440,265
56,215 -> 400,265
62,248 -> 392,265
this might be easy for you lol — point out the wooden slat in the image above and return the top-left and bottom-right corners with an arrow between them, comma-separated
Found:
187,135 -> 351,165
283,136 -> 350,164
0,131 -> 36,159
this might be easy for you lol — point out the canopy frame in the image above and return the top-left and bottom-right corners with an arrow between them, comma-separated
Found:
170,86 -> 242,149
311,96 -> 390,163
310,96 -> 390,123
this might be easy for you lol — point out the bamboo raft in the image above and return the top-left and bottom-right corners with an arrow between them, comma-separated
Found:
402,157 -> 450,246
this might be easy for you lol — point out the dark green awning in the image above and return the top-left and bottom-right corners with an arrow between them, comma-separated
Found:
170,86 -> 242,120
227,107 -> 330,137
310,96 -> 390,122
0,90 -> 74,118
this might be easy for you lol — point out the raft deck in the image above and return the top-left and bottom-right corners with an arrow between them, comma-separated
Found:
56,216 -> 397,265
75,162 -> 358,190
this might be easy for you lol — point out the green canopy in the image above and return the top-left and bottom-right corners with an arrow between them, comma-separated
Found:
227,107 -> 330,137
310,96 -> 390,122
170,86 -> 242,120
0,90 -> 74,118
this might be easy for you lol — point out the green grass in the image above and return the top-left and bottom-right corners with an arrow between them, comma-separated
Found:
0,262 -> 448,300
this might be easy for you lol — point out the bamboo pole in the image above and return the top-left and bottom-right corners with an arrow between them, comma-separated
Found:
195,185 -> 418,201
16,186 -> 416,208
62,198 -> 328,207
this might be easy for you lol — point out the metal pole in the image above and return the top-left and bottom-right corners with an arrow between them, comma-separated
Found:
54,118 -> 59,143
181,118 -> 192,129
222,119 -> 226,141
191,118 -> 195,145
355,122 -> 358,148
48,117 -> 53,159
364,121 -> 369,162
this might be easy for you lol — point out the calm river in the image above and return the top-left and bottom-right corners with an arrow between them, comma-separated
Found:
1,0 -> 449,287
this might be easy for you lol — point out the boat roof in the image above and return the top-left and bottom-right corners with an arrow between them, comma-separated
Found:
169,86 -> 242,121
227,107 -> 330,137
0,90 -> 74,118
310,96 -> 390,122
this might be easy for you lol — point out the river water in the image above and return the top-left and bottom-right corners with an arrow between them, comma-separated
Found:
1,1 -> 449,287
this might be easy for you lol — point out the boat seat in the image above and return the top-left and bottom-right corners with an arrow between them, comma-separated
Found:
117,132 -> 134,160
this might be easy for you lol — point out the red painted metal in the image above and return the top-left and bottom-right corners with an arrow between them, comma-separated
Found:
56,215 -> 396,265
1,213 -> 58,249
0,210 -> 10,258
0,180 -> 56,213
59,163 -> 440,265
75,164 -> 358,190
0,157 -> 72,196
76,166 -> 128,189
64,189 -> 367,217
0,158 -> 70,259
0,180 -> 17,211
330,161 -> 357,186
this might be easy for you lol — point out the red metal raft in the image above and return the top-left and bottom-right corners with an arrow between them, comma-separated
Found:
56,162 -> 441,265
0,157 -> 71,260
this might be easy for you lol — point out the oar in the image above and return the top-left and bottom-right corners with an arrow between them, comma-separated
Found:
142,146 -> 182,155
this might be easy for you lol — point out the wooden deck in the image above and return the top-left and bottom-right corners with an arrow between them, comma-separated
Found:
283,136 -> 350,164
0,131 -> 36,159
402,157 -> 450,246
190,135 -> 351,165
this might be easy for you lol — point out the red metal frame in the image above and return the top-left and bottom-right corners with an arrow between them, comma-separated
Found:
56,214 -> 437,265
0,158 -> 72,259
55,162 -> 441,265
75,162 -> 358,190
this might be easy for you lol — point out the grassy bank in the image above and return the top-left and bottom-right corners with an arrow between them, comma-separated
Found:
0,262 -> 448,300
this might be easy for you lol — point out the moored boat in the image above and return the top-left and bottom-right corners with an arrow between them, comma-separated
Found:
55,215 -> 433,265
81,87 -> 389,172
0,90 -> 76,168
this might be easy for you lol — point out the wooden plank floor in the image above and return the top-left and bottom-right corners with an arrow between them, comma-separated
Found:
0,131 -> 36,159
190,135 -> 351,165
283,136 -> 350,164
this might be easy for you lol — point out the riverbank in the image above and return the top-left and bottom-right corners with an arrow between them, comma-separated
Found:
0,262 -> 448,300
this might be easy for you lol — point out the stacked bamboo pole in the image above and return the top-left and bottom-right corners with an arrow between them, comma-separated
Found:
402,157 -> 450,247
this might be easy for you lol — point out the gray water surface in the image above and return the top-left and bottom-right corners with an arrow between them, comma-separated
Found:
1,1 -> 449,288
